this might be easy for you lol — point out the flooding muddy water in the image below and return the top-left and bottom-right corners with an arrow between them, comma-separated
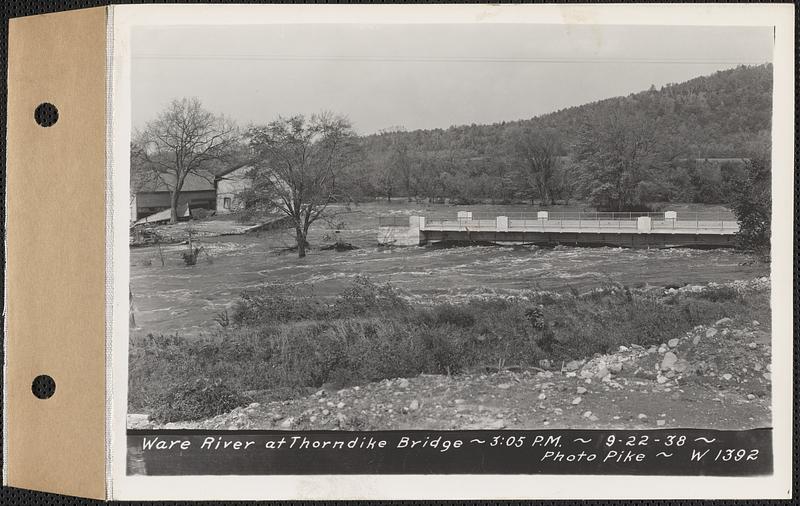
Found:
130,204 -> 767,338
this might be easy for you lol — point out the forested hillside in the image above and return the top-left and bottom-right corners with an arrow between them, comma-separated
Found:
342,64 -> 772,210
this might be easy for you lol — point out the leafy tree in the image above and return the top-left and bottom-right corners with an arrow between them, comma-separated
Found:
381,127 -> 414,201
728,156 -> 771,260
243,113 -> 359,258
509,127 -> 561,205
573,112 -> 665,211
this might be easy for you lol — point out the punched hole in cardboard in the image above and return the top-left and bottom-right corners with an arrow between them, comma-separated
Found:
31,375 -> 56,399
34,102 -> 58,127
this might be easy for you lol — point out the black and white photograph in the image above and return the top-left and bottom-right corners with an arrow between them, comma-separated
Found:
113,5 -> 790,494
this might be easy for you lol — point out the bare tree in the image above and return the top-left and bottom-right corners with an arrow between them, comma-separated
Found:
243,113 -> 359,258
134,97 -> 242,223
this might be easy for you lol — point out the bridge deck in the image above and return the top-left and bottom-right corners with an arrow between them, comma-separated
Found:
377,212 -> 740,247
423,219 -> 739,235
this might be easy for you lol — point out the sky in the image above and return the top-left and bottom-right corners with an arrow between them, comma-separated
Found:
131,24 -> 773,135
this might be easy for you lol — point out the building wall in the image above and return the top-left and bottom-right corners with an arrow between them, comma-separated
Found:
216,168 -> 252,215
134,190 -> 216,219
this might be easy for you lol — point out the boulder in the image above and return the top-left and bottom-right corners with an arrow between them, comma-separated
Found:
667,338 -> 679,348
565,360 -> 583,371
660,352 -> 678,371
673,359 -> 690,373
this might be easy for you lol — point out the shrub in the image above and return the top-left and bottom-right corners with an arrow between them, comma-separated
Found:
151,377 -> 248,423
129,277 -> 771,421
182,247 -> 202,266
231,283 -> 328,325
418,325 -> 467,375
333,275 -> 409,317
425,304 -> 476,328
687,285 -> 741,303
191,208 -> 213,220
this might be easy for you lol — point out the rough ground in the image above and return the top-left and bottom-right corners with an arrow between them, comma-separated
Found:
130,214 -> 289,246
130,314 -> 771,431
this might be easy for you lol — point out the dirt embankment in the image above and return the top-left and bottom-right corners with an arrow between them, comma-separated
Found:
130,315 -> 771,431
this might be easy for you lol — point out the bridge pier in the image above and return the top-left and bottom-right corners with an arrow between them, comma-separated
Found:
377,215 -> 424,246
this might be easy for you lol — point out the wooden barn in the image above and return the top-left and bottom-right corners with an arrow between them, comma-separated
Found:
130,171 -> 217,221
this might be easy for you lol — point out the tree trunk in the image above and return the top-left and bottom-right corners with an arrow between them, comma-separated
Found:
169,190 -> 180,224
295,227 -> 307,258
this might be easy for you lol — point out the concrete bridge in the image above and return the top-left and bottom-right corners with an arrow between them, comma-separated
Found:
378,211 -> 740,248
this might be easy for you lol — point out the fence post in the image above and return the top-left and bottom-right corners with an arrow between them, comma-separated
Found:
496,216 -> 508,232
637,216 -> 652,233
664,211 -> 677,230
537,211 -> 548,231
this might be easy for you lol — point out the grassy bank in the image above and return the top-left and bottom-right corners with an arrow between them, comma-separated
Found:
129,276 -> 770,423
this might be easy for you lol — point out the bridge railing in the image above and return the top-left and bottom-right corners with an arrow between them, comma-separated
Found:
422,211 -> 739,232
378,216 -> 411,227
470,211 -> 736,221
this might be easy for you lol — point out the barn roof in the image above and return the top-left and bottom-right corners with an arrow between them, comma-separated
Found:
215,164 -> 254,179
136,170 -> 216,193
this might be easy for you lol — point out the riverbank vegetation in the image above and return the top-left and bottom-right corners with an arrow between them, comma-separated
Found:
129,275 -> 770,423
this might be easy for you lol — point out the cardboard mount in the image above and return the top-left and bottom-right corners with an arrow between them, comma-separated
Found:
5,6 -> 108,500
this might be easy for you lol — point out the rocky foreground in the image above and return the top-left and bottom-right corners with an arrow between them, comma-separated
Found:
130,314 -> 771,431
